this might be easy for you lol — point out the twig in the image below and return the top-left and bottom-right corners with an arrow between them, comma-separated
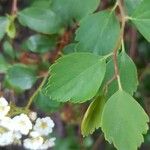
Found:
11,0 -> 18,16
92,134 -> 104,150
104,75 -> 116,94
112,0 -> 126,90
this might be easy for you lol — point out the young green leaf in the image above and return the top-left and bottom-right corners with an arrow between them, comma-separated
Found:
75,10 -> 120,55
101,90 -> 149,150
0,17 -> 7,40
18,7 -> 62,34
131,0 -> 150,42
5,64 -> 37,91
6,15 -> 16,39
51,0 -> 100,24
81,95 -> 106,136
104,51 -> 138,98
44,53 -> 106,103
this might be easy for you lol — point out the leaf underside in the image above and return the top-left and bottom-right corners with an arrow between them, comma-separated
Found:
81,95 -> 106,136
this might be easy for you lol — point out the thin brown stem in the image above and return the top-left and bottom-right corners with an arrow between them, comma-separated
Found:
113,0 -> 126,90
11,0 -> 18,16
92,134 -> 104,150
104,75 -> 116,94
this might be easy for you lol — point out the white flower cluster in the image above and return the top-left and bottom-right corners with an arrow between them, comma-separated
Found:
0,97 -> 55,150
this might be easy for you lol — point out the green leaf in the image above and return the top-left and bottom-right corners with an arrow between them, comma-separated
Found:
31,0 -> 52,8
18,7 -> 62,34
44,53 -> 106,103
75,10 -> 120,55
5,64 -> 37,91
6,15 -> 16,39
131,0 -> 150,42
3,41 -> 15,59
0,17 -> 7,40
0,54 -> 10,73
125,0 -> 143,15
101,90 -> 149,150
63,43 -> 77,54
51,0 -> 100,24
81,95 -> 106,136
23,34 -> 57,53
104,51 -> 138,98
34,92 -> 61,113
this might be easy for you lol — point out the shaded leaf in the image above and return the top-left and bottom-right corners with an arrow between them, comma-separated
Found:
63,43 -> 77,54
18,7 -> 62,34
81,95 -> 106,136
5,64 -> 37,91
34,92 -> 61,113
0,54 -> 10,73
23,34 -> 57,53
3,41 -> 15,59
0,17 -> 7,40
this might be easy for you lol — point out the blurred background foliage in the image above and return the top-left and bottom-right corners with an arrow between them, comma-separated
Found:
0,0 -> 150,149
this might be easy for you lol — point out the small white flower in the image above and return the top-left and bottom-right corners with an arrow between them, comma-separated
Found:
30,131 -> 41,138
29,111 -> 37,121
0,117 -> 14,130
33,117 -> 54,136
0,97 -> 10,119
13,132 -> 22,140
0,97 -> 8,106
12,113 -> 32,135
13,132 -> 22,145
40,137 -> 56,149
0,131 -> 14,146
23,136 -> 44,150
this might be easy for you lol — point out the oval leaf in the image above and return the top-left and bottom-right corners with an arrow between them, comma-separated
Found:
5,64 -> 37,91
51,0 -> 100,24
44,53 -> 106,103
23,34 -> 57,53
101,90 -> 149,150
75,10 -> 120,55
0,54 -> 10,73
0,17 -> 7,40
18,7 -> 62,34
131,0 -> 150,42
